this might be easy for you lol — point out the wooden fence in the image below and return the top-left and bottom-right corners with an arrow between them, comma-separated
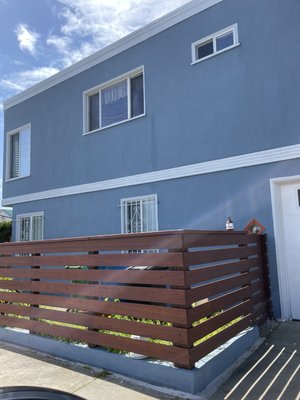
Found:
0,230 -> 271,369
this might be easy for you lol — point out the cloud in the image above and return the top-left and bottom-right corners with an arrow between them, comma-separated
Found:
48,0 -> 191,67
15,23 -> 40,56
1,67 -> 59,96
2,1 -> 190,99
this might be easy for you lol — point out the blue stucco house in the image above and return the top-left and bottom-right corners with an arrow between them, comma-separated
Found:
2,0 -> 300,322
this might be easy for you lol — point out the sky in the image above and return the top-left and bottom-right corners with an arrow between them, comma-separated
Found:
0,0 -> 191,201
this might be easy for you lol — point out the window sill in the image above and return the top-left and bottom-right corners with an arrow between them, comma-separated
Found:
191,43 -> 240,65
5,174 -> 30,183
83,113 -> 146,136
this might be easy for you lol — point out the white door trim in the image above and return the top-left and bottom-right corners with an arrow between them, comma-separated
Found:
270,174 -> 300,320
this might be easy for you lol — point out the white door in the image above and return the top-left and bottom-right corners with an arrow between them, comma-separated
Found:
281,182 -> 300,320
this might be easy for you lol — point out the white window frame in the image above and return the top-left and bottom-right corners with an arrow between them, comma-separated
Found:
16,212 -> 44,242
5,123 -> 31,182
120,194 -> 158,234
191,23 -> 239,65
83,66 -> 145,135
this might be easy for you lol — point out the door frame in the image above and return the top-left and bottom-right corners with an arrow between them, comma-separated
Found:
270,174 -> 300,320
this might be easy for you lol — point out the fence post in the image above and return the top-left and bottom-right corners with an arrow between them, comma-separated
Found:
169,241 -> 194,370
30,253 -> 40,335
87,250 -> 101,348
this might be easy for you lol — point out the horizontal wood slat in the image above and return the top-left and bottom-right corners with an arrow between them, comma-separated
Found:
185,246 -> 258,266
186,258 -> 258,286
187,272 -> 251,304
189,300 -> 252,344
183,233 -> 258,248
0,291 -> 187,324
0,252 -> 184,268
0,231 -> 187,254
190,315 -> 252,364
0,268 -> 186,286
0,303 -> 188,345
0,314 -> 189,366
187,286 -> 252,325
0,281 -> 186,305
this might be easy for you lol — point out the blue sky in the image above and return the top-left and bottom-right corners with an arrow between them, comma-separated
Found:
0,0 -> 190,200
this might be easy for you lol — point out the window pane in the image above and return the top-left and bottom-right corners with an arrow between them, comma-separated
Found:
101,80 -> 128,127
131,74 -> 144,118
20,128 -> 30,177
142,198 -> 156,232
10,133 -> 20,178
216,31 -> 234,51
32,215 -> 43,240
88,93 -> 99,131
197,40 -> 213,60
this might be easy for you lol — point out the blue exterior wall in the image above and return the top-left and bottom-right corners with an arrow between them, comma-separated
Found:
3,0 -> 300,319
3,0 -> 300,197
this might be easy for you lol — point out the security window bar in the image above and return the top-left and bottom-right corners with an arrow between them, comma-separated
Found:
86,71 -> 144,132
192,24 -> 238,63
121,195 -> 158,254
123,197 -> 157,234
17,213 -> 44,242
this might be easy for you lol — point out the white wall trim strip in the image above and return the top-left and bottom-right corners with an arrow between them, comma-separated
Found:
3,0 -> 223,110
3,143 -> 300,206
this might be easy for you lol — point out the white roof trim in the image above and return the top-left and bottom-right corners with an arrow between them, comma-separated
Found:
3,143 -> 300,206
3,0 -> 223,110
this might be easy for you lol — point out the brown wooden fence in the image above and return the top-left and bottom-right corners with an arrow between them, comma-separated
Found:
0,230 -> 271,369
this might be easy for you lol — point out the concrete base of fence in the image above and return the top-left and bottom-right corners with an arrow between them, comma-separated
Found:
0,326 -> 259,394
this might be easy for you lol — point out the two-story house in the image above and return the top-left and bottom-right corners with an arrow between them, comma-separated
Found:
2,0 -> 300,321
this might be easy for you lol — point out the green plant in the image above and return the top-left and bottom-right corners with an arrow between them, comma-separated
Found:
0,220 -> 12,243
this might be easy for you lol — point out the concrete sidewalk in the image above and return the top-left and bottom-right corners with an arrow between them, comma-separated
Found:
0,342 -> 188,400
1,322 -> 299,399
209,321 -> 300,400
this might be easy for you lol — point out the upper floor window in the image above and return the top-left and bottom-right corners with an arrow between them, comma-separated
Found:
191,24 -> 239,64
6,124 -> 31,181
16,212 -> 44,242
84,67 -> 145,134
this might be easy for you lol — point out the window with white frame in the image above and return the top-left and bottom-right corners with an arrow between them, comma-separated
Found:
121,195 -> 158,234
191,24 -> 239,64
6,124 -> 31,180
16,212 -> 44,242
84,67 -> 145,133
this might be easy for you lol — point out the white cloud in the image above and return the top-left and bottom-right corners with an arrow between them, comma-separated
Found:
48,0 -> 191,67
1,67 -> 59,96
0,79 -> 25,92
15,23 -> 40,56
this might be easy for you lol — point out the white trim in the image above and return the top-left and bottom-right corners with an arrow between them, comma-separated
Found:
191,23 -> 239,64
3,0 -> 223,111
270,175 -> 300,320
5,123 -> 31,182
83,66 -> 145,134
3,143 -> 300,206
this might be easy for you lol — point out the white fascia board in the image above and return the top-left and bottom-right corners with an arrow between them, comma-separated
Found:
3,143 -> 300,206
3,0 -> 223,111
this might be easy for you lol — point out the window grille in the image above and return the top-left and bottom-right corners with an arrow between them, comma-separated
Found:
16,213 -> 44,242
